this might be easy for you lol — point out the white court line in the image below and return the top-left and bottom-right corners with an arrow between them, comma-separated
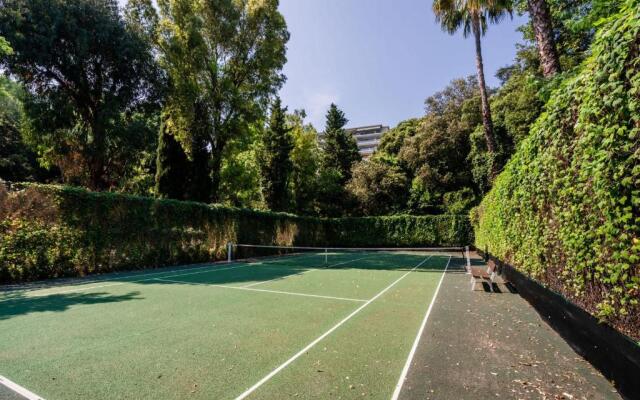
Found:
242,255 -> 375,288
390,255 -> 452,400
0,375 -> 45,400
154,278 -> 367,303
233,255 -> 434,400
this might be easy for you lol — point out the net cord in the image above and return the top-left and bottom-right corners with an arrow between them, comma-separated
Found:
232,243 -> 466,252
229,243 -> 467,263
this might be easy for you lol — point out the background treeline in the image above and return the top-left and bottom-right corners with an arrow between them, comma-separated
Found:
0,0 -> 622,218
0,183 -> 470,283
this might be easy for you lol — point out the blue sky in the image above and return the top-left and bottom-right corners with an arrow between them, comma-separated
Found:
279,0 -> 527,130
118,0 -> 527,130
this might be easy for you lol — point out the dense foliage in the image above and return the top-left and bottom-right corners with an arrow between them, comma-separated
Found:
347,160 -> 409,216
259,97 -> 294,211
0,183 -> 471,283
472,1 -> 640,339
128,0 -> 289,203
0,0 -> 160,189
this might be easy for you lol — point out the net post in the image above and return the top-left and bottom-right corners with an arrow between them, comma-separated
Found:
465,245 -> 471,273
324,248 -> 328,264
227,242 -> 233,263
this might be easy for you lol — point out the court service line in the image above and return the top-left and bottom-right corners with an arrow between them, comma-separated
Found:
391,255 -> 452,400
154,278 -> 367,302
0,375 -> 45,400
233,255 -> 434,400
242,255 -> 375,288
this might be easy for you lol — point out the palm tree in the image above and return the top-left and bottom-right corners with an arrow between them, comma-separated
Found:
527,0 -> 561,77
432,0 -> 512,177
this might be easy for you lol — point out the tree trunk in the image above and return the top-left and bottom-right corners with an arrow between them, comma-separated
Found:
528,0 -> 561,77
471,12 -> 498,178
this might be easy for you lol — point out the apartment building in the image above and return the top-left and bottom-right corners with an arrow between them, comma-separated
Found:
318,124 -> 389,158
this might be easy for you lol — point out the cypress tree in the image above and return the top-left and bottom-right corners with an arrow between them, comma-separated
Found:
259,97 -> 294,211
155,115 -> 189,200
321,104 -> 361,184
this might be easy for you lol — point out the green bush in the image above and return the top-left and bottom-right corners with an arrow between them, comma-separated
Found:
0,183 -> 471,283
327,215 -> 472,248
472,1 -> 639,340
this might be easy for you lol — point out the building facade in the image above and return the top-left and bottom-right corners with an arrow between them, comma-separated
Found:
318,124 -> 389,158
346,125 -> 389,157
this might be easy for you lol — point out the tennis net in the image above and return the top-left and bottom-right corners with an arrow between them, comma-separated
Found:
227,243 -> 471,269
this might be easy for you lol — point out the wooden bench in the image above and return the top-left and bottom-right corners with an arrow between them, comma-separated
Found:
470,261 -> 504,292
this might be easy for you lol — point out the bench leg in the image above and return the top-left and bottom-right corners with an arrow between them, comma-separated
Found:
470,276 -> 476,291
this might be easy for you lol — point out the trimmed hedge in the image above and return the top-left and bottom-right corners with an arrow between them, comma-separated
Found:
472,1 -> 640,341
0,183 -> 471,283
326,215 -> 471,248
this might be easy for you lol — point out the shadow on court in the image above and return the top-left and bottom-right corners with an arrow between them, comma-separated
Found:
0,252 -> 459,320
0,291 -> 142,320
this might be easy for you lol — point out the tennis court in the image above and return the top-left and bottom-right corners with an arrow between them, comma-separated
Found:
0,246 -> 461,400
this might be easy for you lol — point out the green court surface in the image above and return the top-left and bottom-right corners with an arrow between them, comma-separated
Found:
0,251 -> 456,400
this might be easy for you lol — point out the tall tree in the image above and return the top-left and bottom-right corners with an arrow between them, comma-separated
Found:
129,0 -> 289,203
399,77 -> 480,213
527,0 -> 561,77
321,104 -> 361,184
347,159 -> 409,216
0,37 -> 48,182
259,97 -> 294,211
287,110 -> 321,215
155,113 -> 190,200
0,0 -> 160,189
432,0 -> 512,178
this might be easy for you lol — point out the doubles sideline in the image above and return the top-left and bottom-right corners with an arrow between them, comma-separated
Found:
233,255 -> 437,400
391,255 -> 452,400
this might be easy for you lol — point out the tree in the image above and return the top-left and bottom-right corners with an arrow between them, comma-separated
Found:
0,38 -> 55,182
375,118 -> 422,160
288,110 -> 321,215
155,114 -> 190,200
0,0 -> 160,189
399,77 -> 480,213
259,97 -> 294,211
129,0 -> 289,203
513,0 -> 623,75
0,36 -> 10,55
526,0 -> 561,77
347,159 -> 409,216
321,104 -> 361,184
218,122 -> 264,208
432,0 -> 512,178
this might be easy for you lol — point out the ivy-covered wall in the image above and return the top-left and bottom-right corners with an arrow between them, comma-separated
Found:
472,1 -> 639,341
0,183 -> 471,284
